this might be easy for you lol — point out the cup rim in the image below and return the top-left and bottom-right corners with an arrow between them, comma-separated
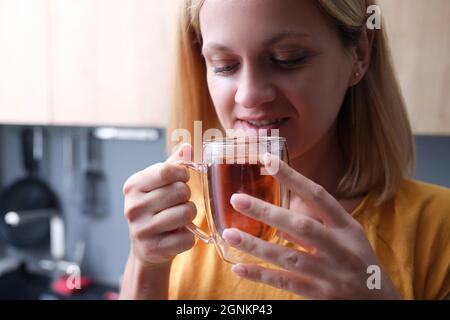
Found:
203,136 -> 286,145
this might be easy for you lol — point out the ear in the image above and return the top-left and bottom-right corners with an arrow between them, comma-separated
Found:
348,28 -> 375,87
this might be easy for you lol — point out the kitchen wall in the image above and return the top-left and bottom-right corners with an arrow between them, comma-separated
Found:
415,136 -> 450,188
0,126 -> 449,287
0,125 -> 166,286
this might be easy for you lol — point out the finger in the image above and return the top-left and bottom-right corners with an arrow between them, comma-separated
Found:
222,228 -> 330,281
125,181 -> 191,221
230,193 -> 338,253
135,202 -> 196,237
124,162 -> 189,195
290,194 -> 324,224
123,144 -> 191,195
264,153 -> 350,227
278,232 -> 317,255
166,143 -> 192,164
153,228 -> 196,257
143,181 -> 191,213
231,263 -> 323,299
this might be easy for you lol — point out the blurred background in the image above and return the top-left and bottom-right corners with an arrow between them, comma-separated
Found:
0,0 -> 449,299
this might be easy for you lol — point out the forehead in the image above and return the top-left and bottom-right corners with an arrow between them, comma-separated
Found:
199,0 -> 334,50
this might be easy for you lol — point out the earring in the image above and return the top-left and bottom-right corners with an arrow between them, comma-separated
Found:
355,72 -> 361,78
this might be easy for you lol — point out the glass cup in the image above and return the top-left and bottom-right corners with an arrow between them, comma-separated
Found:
178,136 -> 290,265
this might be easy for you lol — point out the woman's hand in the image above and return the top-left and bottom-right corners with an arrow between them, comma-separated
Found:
222,153 -> 401,300
123,144 -> 196,269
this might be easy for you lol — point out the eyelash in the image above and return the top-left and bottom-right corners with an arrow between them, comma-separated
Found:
212,56 -> 307,75
271,56 -> 307,67
213,64 -> 239,74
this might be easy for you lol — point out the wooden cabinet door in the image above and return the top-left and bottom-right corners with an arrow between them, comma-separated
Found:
0,0 -> 177,127
378,0 -> 450,134
0,0 -> 52,125
50,0 -> 176,127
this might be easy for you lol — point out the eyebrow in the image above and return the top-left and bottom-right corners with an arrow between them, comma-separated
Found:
202,31 -> 312,55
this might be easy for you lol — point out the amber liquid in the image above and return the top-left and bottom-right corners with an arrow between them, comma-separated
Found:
207,163 -> 280,241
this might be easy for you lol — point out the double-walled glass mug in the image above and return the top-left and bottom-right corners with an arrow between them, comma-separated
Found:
177,136 -> 290,265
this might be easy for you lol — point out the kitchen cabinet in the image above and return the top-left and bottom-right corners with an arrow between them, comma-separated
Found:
378,0 -> 450,134
1,0 -> 449,132
0,0 -> 177,128
0,0 -> 52,125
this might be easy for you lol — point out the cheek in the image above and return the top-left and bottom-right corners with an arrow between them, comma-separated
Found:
207,75 -> 236,128
281,72 -> 342,132
295,67 -> 347,116
278,60 -> 351,154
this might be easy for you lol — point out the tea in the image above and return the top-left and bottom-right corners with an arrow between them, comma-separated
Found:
207,163 -> 279,241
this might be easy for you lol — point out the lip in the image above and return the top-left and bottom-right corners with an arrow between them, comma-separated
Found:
235,117 -> 289,132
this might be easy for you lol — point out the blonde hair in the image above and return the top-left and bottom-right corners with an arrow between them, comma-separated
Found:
168,0 -> 415,204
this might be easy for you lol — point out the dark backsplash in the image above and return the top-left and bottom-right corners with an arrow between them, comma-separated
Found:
0,125 -> 166,285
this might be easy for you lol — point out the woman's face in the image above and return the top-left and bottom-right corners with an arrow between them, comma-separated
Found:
200,0 -> 357,159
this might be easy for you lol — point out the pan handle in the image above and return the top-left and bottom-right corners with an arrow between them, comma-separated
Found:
4,209 -> 65,260
4,209 -> 59,227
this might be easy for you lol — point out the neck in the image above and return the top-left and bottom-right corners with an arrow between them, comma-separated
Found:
289,124 -> 345,199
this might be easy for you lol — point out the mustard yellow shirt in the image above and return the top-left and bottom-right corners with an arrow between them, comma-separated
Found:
169,179 -> 450,300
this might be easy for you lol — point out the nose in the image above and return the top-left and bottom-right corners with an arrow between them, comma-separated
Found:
234,66 -> 276,108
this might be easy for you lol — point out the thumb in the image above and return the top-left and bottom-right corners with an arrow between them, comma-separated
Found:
166,143 -> 192,164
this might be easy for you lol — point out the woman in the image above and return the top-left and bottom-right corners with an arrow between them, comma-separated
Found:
120,0 -> 450,299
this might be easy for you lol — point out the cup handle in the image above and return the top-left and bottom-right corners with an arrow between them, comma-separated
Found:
175,161 -> 214,245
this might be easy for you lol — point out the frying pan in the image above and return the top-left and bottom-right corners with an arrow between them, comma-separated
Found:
0,128 -> 60,248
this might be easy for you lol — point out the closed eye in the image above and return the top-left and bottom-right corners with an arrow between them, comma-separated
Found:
213,63 -> 240,75
271,56 -> 307,68
213,63 -> 239,75
211,55 -> 307,75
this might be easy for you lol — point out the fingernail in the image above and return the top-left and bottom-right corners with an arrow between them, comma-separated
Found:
263,153 -> 272,167
179,144 -> 192,160
232,264 -> 248,277
222,229 -> 242,245
230,194 -> 251,210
